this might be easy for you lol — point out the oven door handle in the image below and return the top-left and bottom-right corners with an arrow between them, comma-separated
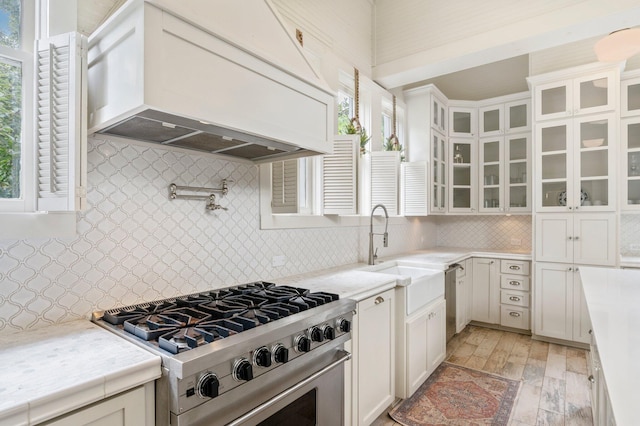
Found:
226,349 -> 352,426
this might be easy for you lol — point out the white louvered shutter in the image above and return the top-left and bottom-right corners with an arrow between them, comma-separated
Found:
271,159 -> 298,213
370,151 -> 400,215
35,32 -> 87,212
322,136 -> 358,215
401,161 -> 428,216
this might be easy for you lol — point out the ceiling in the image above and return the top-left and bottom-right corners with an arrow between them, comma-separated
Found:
77,0 -> 125,36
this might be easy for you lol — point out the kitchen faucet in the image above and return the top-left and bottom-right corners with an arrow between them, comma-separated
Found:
368,204 -> 389,265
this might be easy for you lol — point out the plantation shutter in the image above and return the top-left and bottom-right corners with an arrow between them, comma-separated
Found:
322,136 -> 358,215
370,151 -> 400,215
35,32 -> 87,212
401,161 -> 428,216
271,159 -> 298,213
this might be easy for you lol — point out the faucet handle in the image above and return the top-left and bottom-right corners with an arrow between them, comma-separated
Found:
374,248 -> 378,261
383,232 -> 388,248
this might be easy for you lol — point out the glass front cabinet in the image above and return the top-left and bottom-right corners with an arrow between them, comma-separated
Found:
533,69 -> 618,121
431,132 -> 447,213
621,73 -> 640,211
449,139 -> 476,213
535,114 -> 615,212
479,135 -> 531,213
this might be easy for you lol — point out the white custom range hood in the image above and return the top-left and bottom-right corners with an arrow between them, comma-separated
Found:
87,0 -> 335,163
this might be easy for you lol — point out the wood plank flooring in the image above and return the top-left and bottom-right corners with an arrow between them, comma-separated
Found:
372,326 -> 593,426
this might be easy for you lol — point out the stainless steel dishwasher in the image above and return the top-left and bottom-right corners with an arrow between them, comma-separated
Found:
445,263 -> 462,342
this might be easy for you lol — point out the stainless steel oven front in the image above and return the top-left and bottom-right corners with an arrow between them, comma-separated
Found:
170,345 -> 350,426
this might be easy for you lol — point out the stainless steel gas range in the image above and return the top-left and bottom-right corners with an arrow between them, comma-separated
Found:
92,281 -> 354,426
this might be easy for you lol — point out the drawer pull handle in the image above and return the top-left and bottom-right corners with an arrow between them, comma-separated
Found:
374,296 -> 384,305
509,312 -> 521,317
509,265 -> 521,270
509,281 -> 521,286
509,296 -> 521,302
588,375 -> 595,384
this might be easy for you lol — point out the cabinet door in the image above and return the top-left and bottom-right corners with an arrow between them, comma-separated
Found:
505,98 -> 530,133
572,267 -> 592,344
430,132 -> 447,213
449,139 -> 477,213
406,309 -> 429,396
573,71 -> 617,116
471,258 -> 499,324
533,262 -> 573,340
621,117 -> 640,210
621,77 -> 640,117
574,113 -> 616,211
357,289 -> 395,426
449,106 -> 477,137
535,214 -> 573,263
505,134 -> 531,212
573,213 -> 616,266
45,387 -> 146,426
431,93 -> 447,134
536,120 -> 574,212
426,299 -> 446,374
456,275 -> 467,333
479,104 -> 503,137
479,137 -> 504,212
535,80 -> 572,121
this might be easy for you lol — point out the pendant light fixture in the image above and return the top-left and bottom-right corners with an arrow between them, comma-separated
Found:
350,67 -> 361,133
594,28 -> 640,62
388,95 -> 400,149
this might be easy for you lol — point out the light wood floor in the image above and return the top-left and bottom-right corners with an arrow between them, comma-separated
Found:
372,325 -> 593,426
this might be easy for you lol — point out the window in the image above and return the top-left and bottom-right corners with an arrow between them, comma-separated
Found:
0,0 -> 33,212
337,89 -> 354,135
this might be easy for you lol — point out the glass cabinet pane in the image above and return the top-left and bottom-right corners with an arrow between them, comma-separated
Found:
509,104 -> 527,130
483,141 -> 500,162
509,138 -> 527,161
510,162 -> 527,184
628,181 -> 640,204
433,100 -> 438,127
510,186 -> 527,208
452,143 -> 471,164
453,167 -> 470,185
580,78 -> 608,110
629,152 -> 640,177
483,164 -> 499,185
627,83 -> 640,113
541,125 -> 567,152
579,119 -> 608,149
541,153 -> 567,180
483,109 -> 500,133
580,150 -> 607,178
452,111 -> 471,134
542,182 -> 567,207
580,179 -> 607,206
541,86 -> 567,116
628,123 -> 640,149
452,188 -> 471,208
483,187 -> 500,208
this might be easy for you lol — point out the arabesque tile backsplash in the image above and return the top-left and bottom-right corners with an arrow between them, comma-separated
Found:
436,215 -> 532,250
0,138 -> 436,335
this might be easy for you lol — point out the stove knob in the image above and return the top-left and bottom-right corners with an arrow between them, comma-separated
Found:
273,344 -> 289,363
295,335 -> 311,353
337,318 -> 351,333
309,326 -> 324,343
253,347 -> 272,368
196,373 -> 219,399
233,358 -> 254,382
322,325 -> 336,340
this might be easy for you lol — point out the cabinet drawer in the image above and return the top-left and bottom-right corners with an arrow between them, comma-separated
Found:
500,275 -> 530,291
500,260 -> 530,275
501,306 -> 530,330
500,290 -> 529,307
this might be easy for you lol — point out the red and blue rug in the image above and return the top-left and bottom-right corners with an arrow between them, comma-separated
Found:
389,362 -> 521,425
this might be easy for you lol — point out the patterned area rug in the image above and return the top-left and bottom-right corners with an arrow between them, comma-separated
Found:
389,362 -> 521,425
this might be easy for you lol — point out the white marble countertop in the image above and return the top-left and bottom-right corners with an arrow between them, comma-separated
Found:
0,320 -> 161,426
619,255 -> 640,268
579,267 -> 640,426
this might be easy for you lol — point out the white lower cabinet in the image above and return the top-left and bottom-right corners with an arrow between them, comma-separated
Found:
42,385 -> 150,426
533,262 -> 592,343
471,258 -> 500,324
351,288 -> 395,426
455,260 -> 470,333
589,331 -> 616,425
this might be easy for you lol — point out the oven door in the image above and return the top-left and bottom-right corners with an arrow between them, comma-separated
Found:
172,348 -> 350,426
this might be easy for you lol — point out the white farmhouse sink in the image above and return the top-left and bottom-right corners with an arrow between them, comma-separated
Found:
365,262 -> 444,315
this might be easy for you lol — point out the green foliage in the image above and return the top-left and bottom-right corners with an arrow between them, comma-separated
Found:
0,61 -> 22,198
0,0 -> 20,49
383,135 -> 405,162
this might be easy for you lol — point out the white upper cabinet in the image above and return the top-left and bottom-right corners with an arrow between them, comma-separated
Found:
431,132 -> 448,214
622,116 -> 640,210
479,134 -> 531,213
621,73 -> 640,117
432,93 -> 448,134
533,68 -> 618,121
535,113 -> 616,212
449,105 -> 477,138
449,138 -> 477,213
479,95 -> 530,137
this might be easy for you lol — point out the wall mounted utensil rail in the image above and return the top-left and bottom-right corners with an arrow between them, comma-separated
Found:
169,179 -> 231,211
